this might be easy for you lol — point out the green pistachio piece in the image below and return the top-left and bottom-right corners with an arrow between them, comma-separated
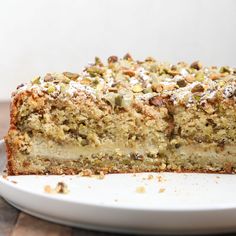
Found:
47,86 -> 55,93
143,87 -> 153,94
63,72 -> 79,80
115,95 -> 123,106
103,93 -> 116,108
31,76 -> 40,84
177,79 -> 187,87
132,84 -> 143,93
190,61 -> 202,70
86,66 -> 105,77
195,71 -> 204,82
194,95 -> 201,101
219,66 -> 230,74
95,57 -> 103,66
62,77 -> 71,84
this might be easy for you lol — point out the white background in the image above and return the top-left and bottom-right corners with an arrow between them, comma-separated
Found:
0,0 -> 235,100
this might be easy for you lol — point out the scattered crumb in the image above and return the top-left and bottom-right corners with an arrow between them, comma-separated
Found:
142,177 -> 146,180
87,186 -> 92,189
98,171 -> 105,179
10,180 -> 17,184
44,182 -> 69,194
55,182 -> 69,194
215,181 -> 219,184
136,186 -> 146,193
2,174 -> 8,179
158,188 -> 165,193
132,174 -> 136,177
79,169 -> 92,177
216,176 -> 220,179
157,175 -> 165,182
44,185 -> 53,194
114,199 -> 118,202
147,174 -> 154,180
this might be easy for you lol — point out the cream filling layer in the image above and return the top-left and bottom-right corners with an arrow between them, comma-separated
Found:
30,137 -> 236,163
30,137 -> 160,160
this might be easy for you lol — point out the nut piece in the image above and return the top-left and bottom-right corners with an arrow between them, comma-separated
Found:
190,61 -> 202,70
108,56 -> 118,63
149,95 -> 169,107
123,53 -> 133,60
94,57 -> 103,66
177,79 -> 187,87
47,85 -> 55,93
219,66 -> 231,74
185,75 -> 195,83
191,84 -> 204,93
31,76 -> 41,84
209,73 -> 222,80
132,84 -> 143,93
152,83 -> 163,92
123,70 -> 135,77
44,73 -> 53,82
195,71 -> 205,82
163,83 -> 176,91
63,72 -> 79,80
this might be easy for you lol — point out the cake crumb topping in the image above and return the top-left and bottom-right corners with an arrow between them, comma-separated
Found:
13,54 -> 236,109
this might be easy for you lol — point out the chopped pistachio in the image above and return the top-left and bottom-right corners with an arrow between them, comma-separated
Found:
219,66 -> 231,74
194,95 -> 201,101
63,72 -> 79,80
95,57 -> 103,66
47,85 -> 56,93
132,84 -> 143,93
123,70 -> 135,77
80,78 -> 92,85
195,71 -> 205,82
191,84 -> 204,93
86,66 -> 105,77
103,93 -> 116,107
190,61 -> 202,70
152,83 -> 163,92
96,83 -> 104,91
31,76 -> 41,84
60,84 -> 68,92
185,75 -> 195,83
209,73 -> 222,80
44,74 -> 53,82
123,53 -> 133,60
166,69 -> 179,76
62,77 -> 71,84
115,95 -> 123,106
108,56 -> 118,64
177,79 -> 187,87
143,87 -> 153,94
145,57 -> 156,62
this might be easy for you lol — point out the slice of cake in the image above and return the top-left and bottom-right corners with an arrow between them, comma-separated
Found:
5,54 -> 236,175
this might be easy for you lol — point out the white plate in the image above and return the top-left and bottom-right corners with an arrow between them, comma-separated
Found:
1,140 -> 236,235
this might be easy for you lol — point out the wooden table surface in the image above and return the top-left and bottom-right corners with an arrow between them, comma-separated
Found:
0,101 -> 235,236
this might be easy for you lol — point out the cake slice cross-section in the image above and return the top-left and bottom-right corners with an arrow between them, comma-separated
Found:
5,55 -> 236,175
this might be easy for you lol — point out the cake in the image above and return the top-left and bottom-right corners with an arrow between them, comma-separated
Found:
5,54 -> 236,175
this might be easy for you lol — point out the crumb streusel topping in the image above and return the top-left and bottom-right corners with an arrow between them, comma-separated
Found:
14,54 -> 236,109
